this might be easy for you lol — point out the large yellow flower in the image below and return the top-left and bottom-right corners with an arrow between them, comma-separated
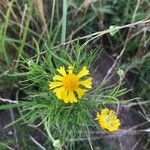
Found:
49,66 -> 92,103
96,108 -> 121,132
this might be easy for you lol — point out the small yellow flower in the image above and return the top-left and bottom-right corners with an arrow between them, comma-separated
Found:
96,108 -> 121,132
49,66 -> 92,103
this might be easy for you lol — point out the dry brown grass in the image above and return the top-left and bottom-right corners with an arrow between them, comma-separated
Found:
0,0 -> 8,7
33,0 -> 48,34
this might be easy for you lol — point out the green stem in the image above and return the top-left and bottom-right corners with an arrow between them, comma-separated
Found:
44,121 -> 55,142
50,0 -> 56,39
61,0 -> 67,44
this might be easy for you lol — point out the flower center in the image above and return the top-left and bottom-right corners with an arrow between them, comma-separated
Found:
63,74 -> 79,90
105,115 -> 111,125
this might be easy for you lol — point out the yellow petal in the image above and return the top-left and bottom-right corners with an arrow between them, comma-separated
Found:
68,69 -> 73,74
111,119 -> 120,126
57,66 -> 66,76
99,117 -> 107,128
49,81 -> 62,89
77,66 -> 89,78
53,75 -> 64,81
53,87 -> 64,99
66,91 -> 77,103
68,65 -> 74,74
95,113 -> 100,120
101,108 -> 109,115
75,87 -> 87,98
60,90 -> 68,103
68,65 -> 74,70
108,126 -> 118,132
79,78 -> 92,88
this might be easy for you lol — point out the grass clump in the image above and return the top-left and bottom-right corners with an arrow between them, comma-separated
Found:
14,41 -> 125,149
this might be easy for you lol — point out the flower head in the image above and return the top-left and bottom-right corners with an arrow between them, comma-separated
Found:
49,66 -> 92,103
96,108 -> 121,132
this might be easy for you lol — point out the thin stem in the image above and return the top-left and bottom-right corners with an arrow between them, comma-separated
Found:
61,0 -> 67,44
44,121 -> 55,142
50,0 -> 56,38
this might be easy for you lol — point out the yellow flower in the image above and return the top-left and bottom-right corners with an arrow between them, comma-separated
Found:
96,108 -> 121,132
49,66 -> 92,103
